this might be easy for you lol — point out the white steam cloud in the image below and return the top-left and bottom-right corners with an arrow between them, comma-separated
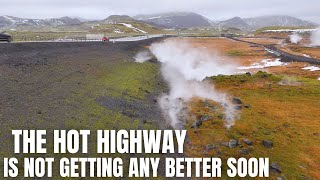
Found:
289,33 -> 302,44
134,50 -> 153,63
137,39 -> 240,129
311,28 -> 320,46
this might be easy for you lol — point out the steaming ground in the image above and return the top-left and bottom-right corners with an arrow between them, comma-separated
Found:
311,28 -> 320,46
159,37 -> 320,179
289,34 -> 302,44
136,39 -> 241,129
134,50 -> 153,63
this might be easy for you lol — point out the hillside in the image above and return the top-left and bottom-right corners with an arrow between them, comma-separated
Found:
82,15 -> 163,34
244,15 -> 317,29
0,16 -> 81,30
217,15 -> 317,31
134,12 -> 213,28
217,17 -> 250,31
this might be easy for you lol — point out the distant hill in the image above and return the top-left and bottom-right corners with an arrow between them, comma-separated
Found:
217,17 -> 250,31
0,16 -> 81,30
99,15 -> 134,24
134,12 -> 213,28
244,15 -> 317,29
217,15 -> 317,31
81,15 -> 163,34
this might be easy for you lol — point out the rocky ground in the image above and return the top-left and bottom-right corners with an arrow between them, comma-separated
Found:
0,39 -> 171,176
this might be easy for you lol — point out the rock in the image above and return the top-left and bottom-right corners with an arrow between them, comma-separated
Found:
246,72 -> 252,76
221,142 -> 229,147
203,150 -> 208,156
232,97 -> 243,104
260,73 -> 268,78
262,140 -> 273,148
244,104 -> 251,108
191,121 -> 202,128
297,175 -> 312,180
243,138 -> 253,146
203,100 -> 210,107
200,115 -> 212,121
228,139 -> 238,148
206,144 -> 218,151
313,132 -> 320,136
216,151 -> 223,156
239,148 -> 251,155
270,162 -> 282,174
298,164 -> 307,169
234,106 -> 242,110
277,176 -> 285,180
37,110 -> 42,115
184,135 -> 190,144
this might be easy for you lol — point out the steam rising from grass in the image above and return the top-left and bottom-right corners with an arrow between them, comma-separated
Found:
289,33 -> 302,44
134,50 -> 152,63
137,39 -> 240,129
311,28 -> 320,46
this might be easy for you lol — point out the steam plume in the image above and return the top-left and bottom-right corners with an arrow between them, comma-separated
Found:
311,28 -> 320,46
289,33 -> 302,44
137,39 -> 240,129
134,50 -> 152,63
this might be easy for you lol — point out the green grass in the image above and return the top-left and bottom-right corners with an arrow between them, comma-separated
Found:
254,26 -> 314,34
102,61 -> 159,100
225,50 -> 247,56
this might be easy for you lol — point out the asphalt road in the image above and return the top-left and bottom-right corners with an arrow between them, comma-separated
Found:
227,37 -> 320,65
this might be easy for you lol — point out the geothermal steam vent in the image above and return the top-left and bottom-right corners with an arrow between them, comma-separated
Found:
135,39 -> 241,129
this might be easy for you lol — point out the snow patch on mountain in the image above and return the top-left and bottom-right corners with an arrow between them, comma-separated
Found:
119,23 -> 147,33
0,15 -> 81,29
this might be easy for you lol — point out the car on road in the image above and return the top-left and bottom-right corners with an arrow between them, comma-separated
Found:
102,37 -> 109,42
0,33 -> 12,42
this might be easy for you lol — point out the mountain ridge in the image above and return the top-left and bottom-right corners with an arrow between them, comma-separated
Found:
0,15 -> 81,30
0,13 -> 317,31
134,12 -> 213,28
243,15 -> 317,29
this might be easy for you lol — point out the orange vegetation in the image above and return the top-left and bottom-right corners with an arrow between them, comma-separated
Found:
170,37 -> 320,179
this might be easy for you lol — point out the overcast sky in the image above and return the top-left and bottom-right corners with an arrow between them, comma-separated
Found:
1,0 -> 319,23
